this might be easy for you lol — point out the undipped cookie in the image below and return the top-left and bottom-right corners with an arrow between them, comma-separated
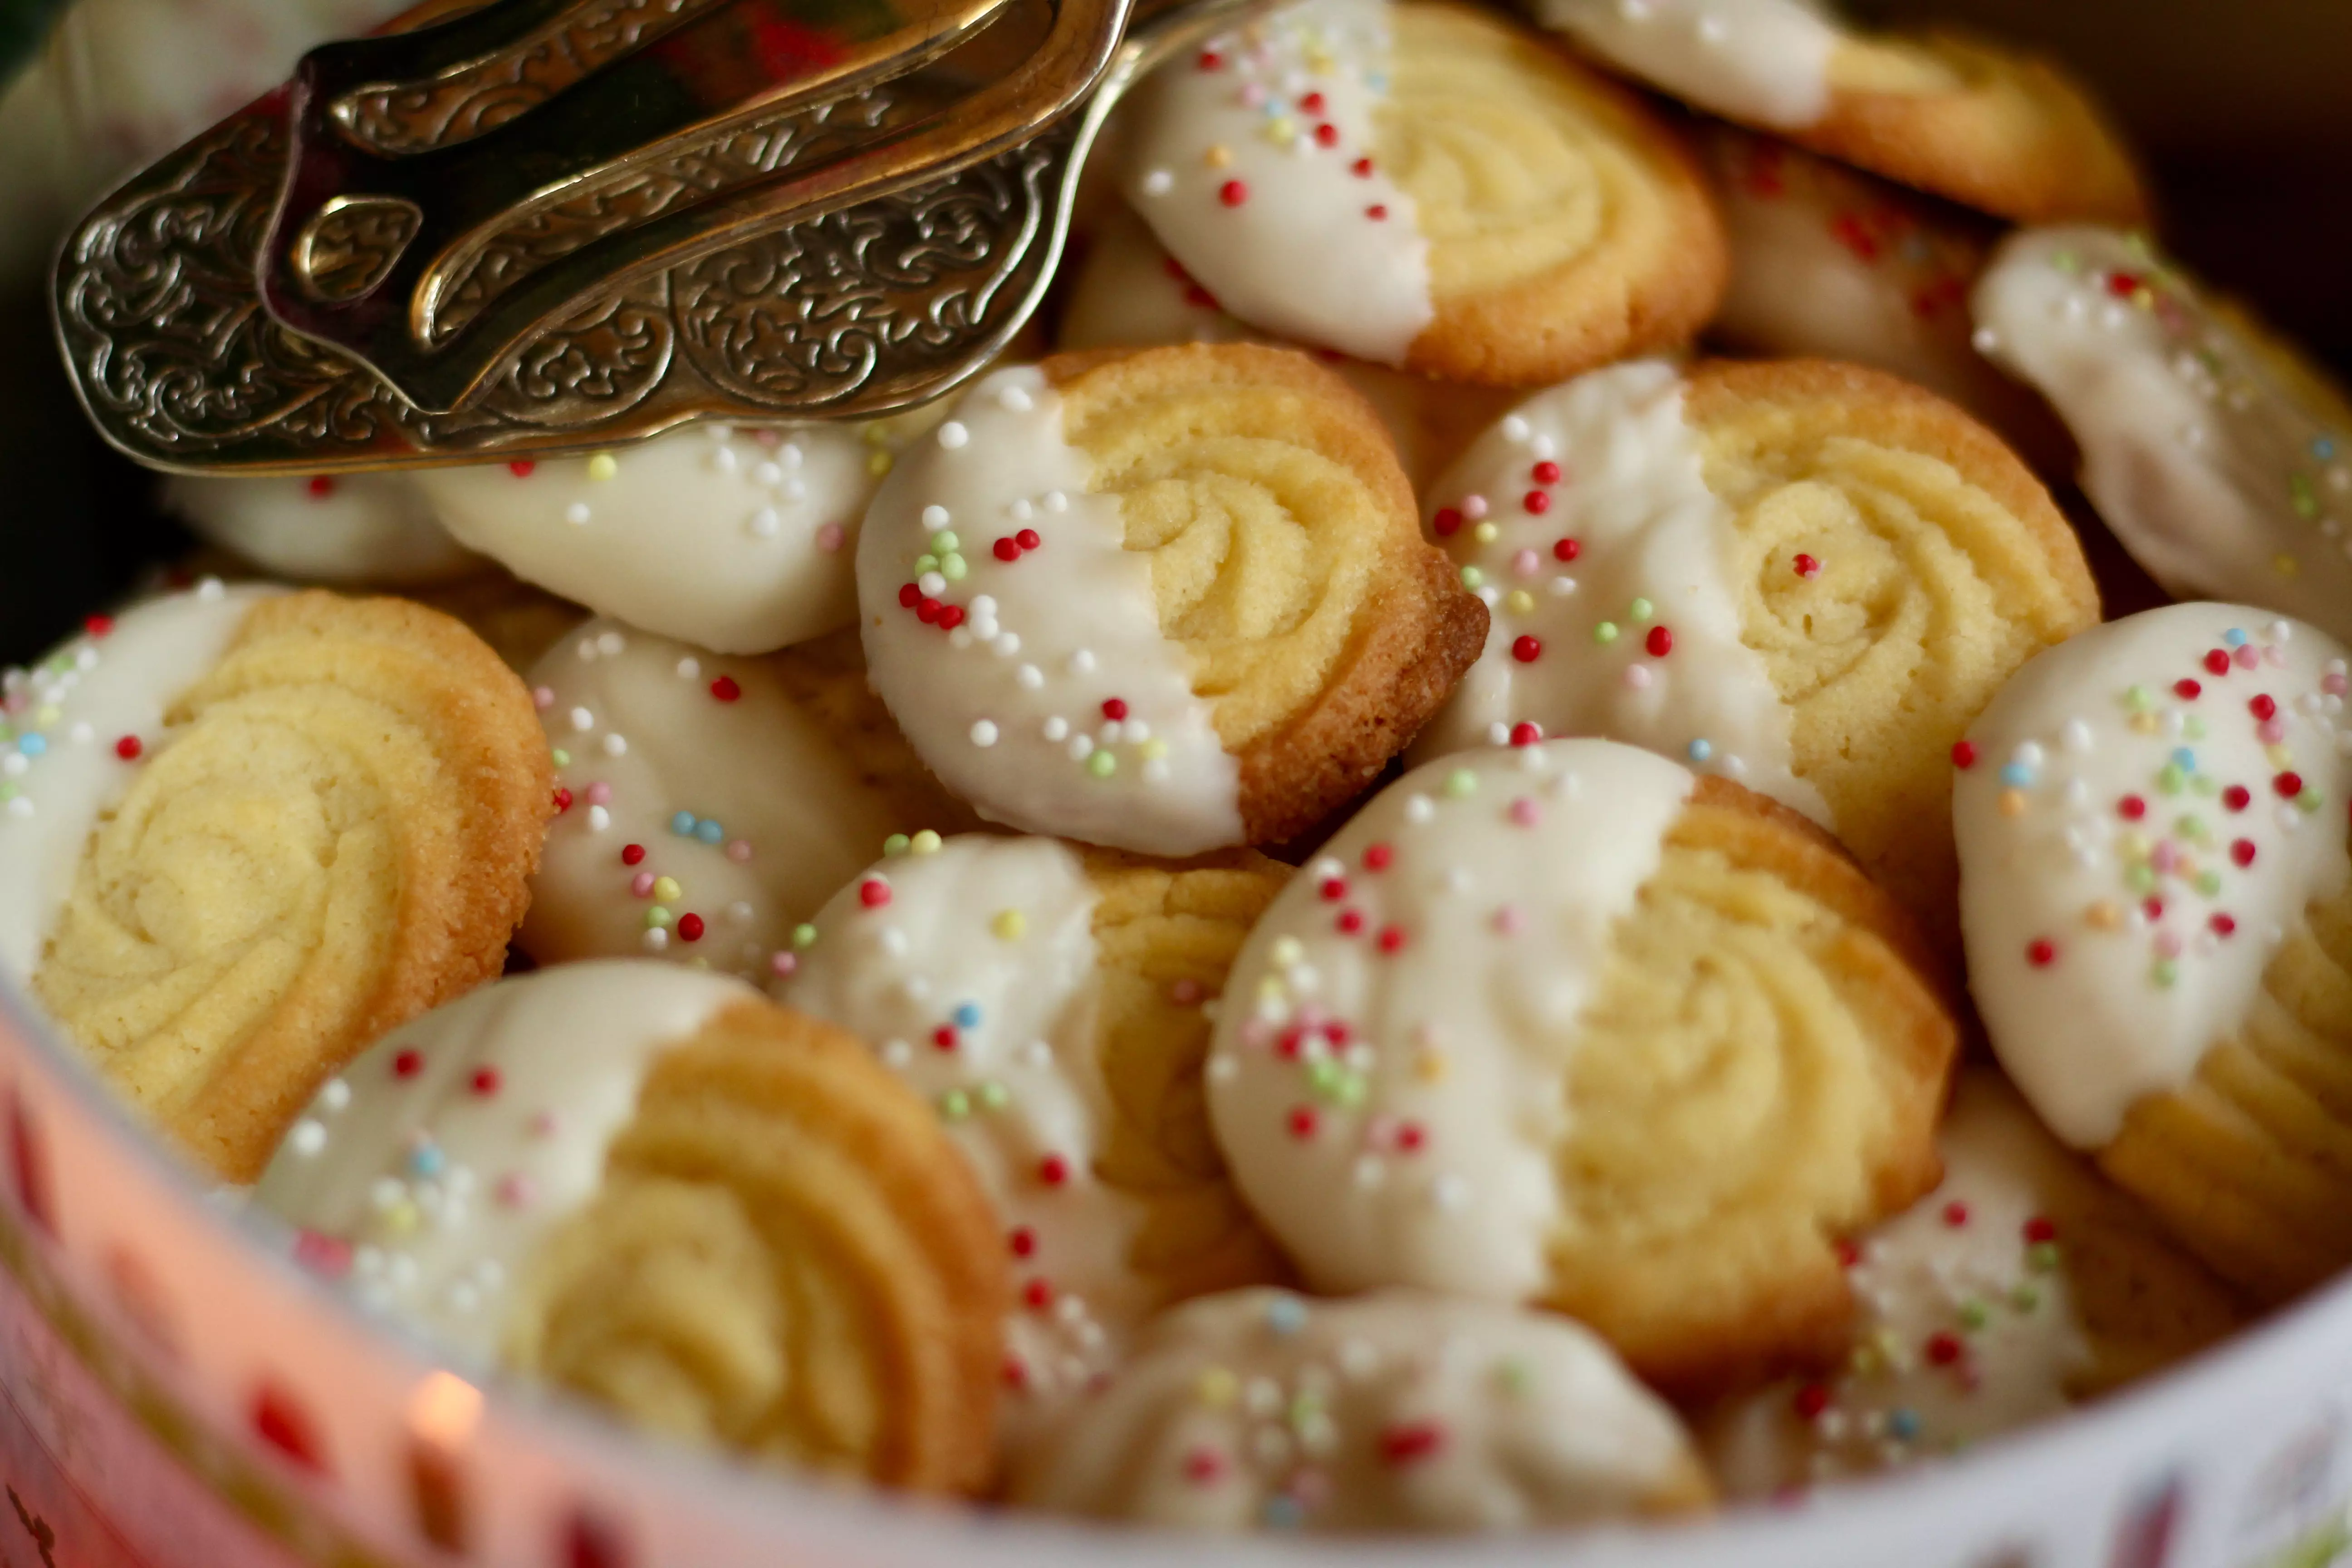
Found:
163,472 -> 479,586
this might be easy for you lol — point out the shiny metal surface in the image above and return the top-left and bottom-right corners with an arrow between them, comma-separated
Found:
48,0 -> 1264,472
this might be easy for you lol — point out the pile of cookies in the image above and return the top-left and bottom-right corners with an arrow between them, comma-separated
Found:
11,0 -> 2352,1535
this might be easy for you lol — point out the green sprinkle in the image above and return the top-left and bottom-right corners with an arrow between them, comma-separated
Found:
2196,870 -> 2222,897
939,1089 -> 972,1120
1288,1394 -> 1322,1431
2127,864 -> 2158,894
1593,621 -> 1620,645
2010,1284 -> 2041,1313
647,906 -> 674,930
550,748 -> 571,768
931,529 -> 960,554
2293,474 -> 2320,520
0,723 -> 12,742
1333,1073 -> 1368,1109
0,784 -> 16,803
1444,769 -> 1478,798
2175,815 -> 2205,842
1493,1358 -> 1533,1397
2027,1241 -> 2062,1274
2152,957 -> 2179,987
976,1080 -> 1010,1110
1627,597 -> 1654,622
1307,1060 -> 1343,1096
1460,566 -> 1485,590
1087,750 -> 1117,779
2185,717 -> 2209,742
883,833 -> 911,857
2157,764 -> 2186,795
2192,774 -> 2219,797
2124,684 -> 2156,713
2301,790 -> 2325,815
2052,250 -> 2082,274
1959,1300 -> 1990,1331
792,923 -> 819,950
914,552 -> 939,574
940,554 -> 968,582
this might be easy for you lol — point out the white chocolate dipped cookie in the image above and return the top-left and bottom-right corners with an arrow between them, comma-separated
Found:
1703,1068 -> 2242,1496
520,617 -> 969,983
416,420 -> 896,655
775,833 -> 1292,1443
162,472 -> 478,586
856,348 -> 1483,856
1974,227 -> 2352,646
1955,603 -> 2352,1300
1057,206 -> 1514,488
1013,1288 -> 1712,1531
1205,739 -> 1957,1392
255,962 -> 1009,1490
1539,0 -> 2146,224
1119,0 -> 1725,386
1411,357 -> 2097,946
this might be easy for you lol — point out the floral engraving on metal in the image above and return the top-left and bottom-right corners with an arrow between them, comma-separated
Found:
331,0 -> 730,156
291,194 -> 425,301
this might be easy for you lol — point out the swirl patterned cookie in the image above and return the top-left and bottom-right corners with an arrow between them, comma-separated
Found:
1411,357 -> 2096,949
1119,0 -> 1725,386
1206,739 -> 1958,1394
1702,1068 -> 2243,1495
520,617 -> 971,983
857,346 -> 1485,855
0,584 -> 553,1180
1955,604 -> 2352,1302
162,472 -> 480,587
414,419 -> 906,655
776,834 -> 1294,1446
254,964 -> 1007,1490
1013,1288 -> 1712,1531
1973,227 -> 2352,647
1540,0 -> 2145,225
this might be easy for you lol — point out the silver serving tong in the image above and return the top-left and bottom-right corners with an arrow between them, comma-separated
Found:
51,0 -> 1265,472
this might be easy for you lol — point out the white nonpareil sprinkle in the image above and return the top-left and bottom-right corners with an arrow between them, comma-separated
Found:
938,421 -> 970,450
970,720 -> 1000,747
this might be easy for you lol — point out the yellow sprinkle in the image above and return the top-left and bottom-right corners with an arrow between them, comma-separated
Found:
1414,1049 -> 1450,1083
652,876 -> 681,902
1141,737 -> 1170,760
1270,936 -> 1306,968
867,451 -> 893,477
1471,522 -> 1499,545
991,909 -> 1026,941
2267,744 -> 2295,771
685,956 -> 710,972
2276,553 -> 2302,578
1305,49 -> 1335,71
2133,287 -> 2157,311
35,706 -> 60,727
2129,712 -> 2161,735
1506,590 -> 1535,616
586,452 -> 618,482
1264,118 -> 1296,146
2086,900 -> 2123,931
1256,975 -> 1287,1003
2119,831 -> 2150,859
910,829 -> 943,855
1195,1367 -> 1240,1407
1999,789 -> 2027,818
1205,144 -> 1233,168
862,422 -> 892,446
383,1201 -> 420,1235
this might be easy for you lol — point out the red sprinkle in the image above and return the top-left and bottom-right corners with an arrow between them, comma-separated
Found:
2026,938 -> 2057,967
1102,697 -> 1129,721
858,878 -> 892,909
1379,1421 -> 1447,1466
1196,47 -> 1220,69
1952,740 -> 1978,769
2205,649 -> 2232,676
994,536 -> 1021,562
552,788 -> 573,813
1377,925 -> 1407,954
1524,490 -> 1551,514
936,605 -> 965,631
1183,1448 -> 1227,1485
1288,1107 -> 1320,1140
1512,635 -> 1543,664
933,1026 -> 959,1051
898,583 -> 921,609
1351,157 -> 1374,177
1015,528 -> 1042,551
2278,772 -> 2305,798
1396,1122 -> 1426,1152
2118,795 -> 2146,821
1532,460 -> 1562,485
393,1050 -> 423,1079
507,459 -> 536,478
1942,1201 -> 1970,1227
1320,877 -> 1348,902
1793,1384 -> 1833,1421
2233,839 -> 2258,867
1645,626 -> 1673,658
1509,721 -> 1543,747
113,735 -> 142,761
1002,1357 -> 1030,1390
2023,1217 -> 2058,1245
1553,536 -> 1581,562
2107,271 -> 2145,298
1009,1227 -> 1037,1258
1313,122 -> 1339,147
1365,204 -> 1387,221
1834,1238 -> 1861,1268
1793,553 -> 1821,578
1218,179 -> 1248,207
1038,1154 -> 1071,1186
1364,843 -> 1395,872
2251,695 -> 2278,721
1337,910 -> 1365,936
2211,913 -> 2237,937
1925,1332 -> 1965,1367
676,914 -> 705,942
2175,679 -> 2202,700
251,1386 -> 325,1471
2224,784 -> 2253,812
915,597 -> 941,624
305,475 -> 336,498
1300,91 -> 1327,113
83,614 -> 114,637
1023,1279 -> 1055,1311
710,676 -> 741,702
470,1068 -> 501,1096
2143,897 -> 2166,922
1433,507 -> 1464,536
622,843 -> 646,866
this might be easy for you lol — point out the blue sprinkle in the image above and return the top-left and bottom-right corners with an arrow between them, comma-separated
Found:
2225,627 -> 2249,647
694,819 -> 724,845
952,1001 -> 982,1029
670,810 -> 697,836
1888,1408 -> 1921,1441
1262,1496 -> 1305,1530
408,1145 -> 445,1177
1261,98 -> 1286,117
2171,747 -> 2196,771
1365,72 -> 1388,92
1265,1295 -> 1309,1335
2316,437 -> 2339,461
1999,763 -> 2034,788
16,734 -> 46,759
1686,738 -> 1714,763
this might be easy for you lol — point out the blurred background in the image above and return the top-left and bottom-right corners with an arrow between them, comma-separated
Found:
4,0 -> 2349,662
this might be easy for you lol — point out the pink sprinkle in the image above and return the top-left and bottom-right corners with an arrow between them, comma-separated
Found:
2325,673 -> 2348,696
530,1112 -> 560,1137
2154,931 -> 2183,959
631,872 -> 656,897
1240,81 -> 1266,107
495,1173 -> 536,1208
1508,797 -> 1541,828
727,840 -> 753,862
815,522 -> 845,553
585,782 -> 612,806
2150,841 -> 2178,873
1511,548 -> 1540,578
1460,495 -> 1489,522
769,951 -> 799,978
532,686 -> 555,710
1622,665 -> 1652,691
2236,645 -> 2261,669
1492,905 -> 1524,935
2259,719 -> 2287,744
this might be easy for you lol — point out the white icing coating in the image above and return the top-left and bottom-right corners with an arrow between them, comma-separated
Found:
1704,1068 -> 2233,1494
1539,0 -> 1839,130
1014,1288 -> 1701,1531
774,835 -> 1160,1440
1973,227 -> 2352,646
856,364 -> 1243,856
519,618 -> 903,983
1120,0 -> 1432,366
1410,362 -> 1827,823
252,961 -> 756,1363
1206,739 -> 1695,1300
415,421 -> 880,655
1955,603 -> 2352,1148
0,581 -> 281,982
163,472 -> 477,585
